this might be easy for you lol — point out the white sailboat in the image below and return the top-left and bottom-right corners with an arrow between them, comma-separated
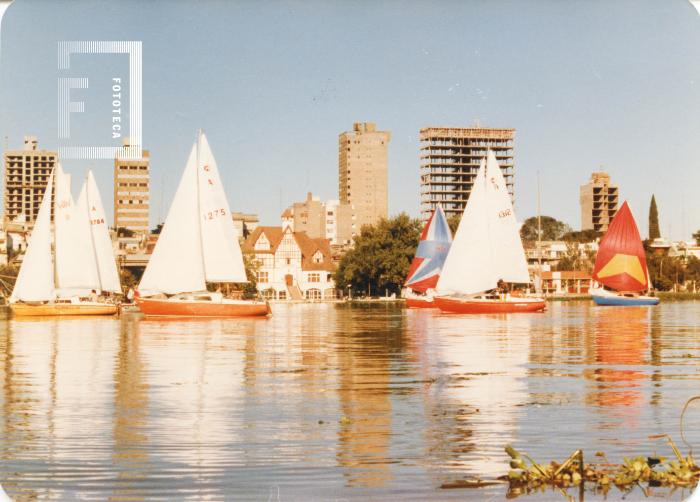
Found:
434,150 -> 545,313
135,131 -> 270,317
9,165 -> 120,316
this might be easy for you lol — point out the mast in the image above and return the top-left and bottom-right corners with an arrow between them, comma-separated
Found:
537,170 -> 542,293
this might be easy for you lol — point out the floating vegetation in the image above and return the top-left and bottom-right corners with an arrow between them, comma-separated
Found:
501,434 -> 699,499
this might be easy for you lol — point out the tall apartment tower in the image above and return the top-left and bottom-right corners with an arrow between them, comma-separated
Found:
3,136 -> 57,227
419,126 -> 515,222
338,122 -> 390,229
113,138 -> 150,234
580,172 -> 618,232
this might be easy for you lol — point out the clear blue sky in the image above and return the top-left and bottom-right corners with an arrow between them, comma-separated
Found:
1,0 -> 699,240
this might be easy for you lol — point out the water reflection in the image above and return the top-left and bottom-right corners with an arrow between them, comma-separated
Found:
0,302 -> 698,500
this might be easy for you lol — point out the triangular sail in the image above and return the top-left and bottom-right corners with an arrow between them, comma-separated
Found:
76,181 -> 101,293
197,133 -> 248,283
138,144 -> 206,295
405,205 -> 452,292
436,151 -> 530,295
436,158 -> 494,295
10,170 -> 55,302
592,201 -> 649,292
484,150 -> 530,283
86,171 -> 122,293
54,164 -> 100,295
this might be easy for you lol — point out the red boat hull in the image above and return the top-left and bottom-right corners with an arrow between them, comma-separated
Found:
434,296 -> 546,314
405,297 -> 435,308
136,297 -> 271,317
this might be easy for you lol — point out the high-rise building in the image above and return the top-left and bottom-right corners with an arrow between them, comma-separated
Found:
114,138 -> 150,234
419,126 -> 515,222
3,136 -> 57,227
338,122 -> 390,229
580,172 -> 618,232
285,192 -> 355,246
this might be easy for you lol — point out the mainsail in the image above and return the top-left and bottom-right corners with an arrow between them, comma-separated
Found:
54,164 -> 100,295
139,131 -> 247,295
10,170 -> 55,302
592,201 -> 649,293
404,204 -> 452,292
85,170 -> 122,293
436,150 -> 530,296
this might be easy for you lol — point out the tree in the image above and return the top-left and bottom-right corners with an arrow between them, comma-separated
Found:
561,229 -> 601,242
693,229 -> 700,246
334,213 -> 422,296
447,214 -> 461,235
152,223 -> 164,235
520,216 -> 572,242
241,252 -> 260,299
648,195 -> 660,240
116,227 -> 135,238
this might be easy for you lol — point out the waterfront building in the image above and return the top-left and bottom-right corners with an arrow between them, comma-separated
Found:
579,172 -> 618,232
420,126 -> 515,222
242,225 -> 337,300
114,138 -> 150,235
3,136 -> 57,227
231,212 -> 259,240
285,192 -> 355,246
541,271 -> 592,295
338,122 -> 390,229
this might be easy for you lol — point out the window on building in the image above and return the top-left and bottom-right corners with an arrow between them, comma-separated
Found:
305,289 -> 321,300
312,251 -> 323,264
308,272 -> 320,283
278,290 -> 286,300
257,271 -> 269,283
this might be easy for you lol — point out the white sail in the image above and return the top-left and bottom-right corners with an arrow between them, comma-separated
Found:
138,144 -> 206,295
484,150 -> 530,283
86,170 -> 122,293
54,164 -> 100,295
197,133 -> 247,283
436,151 -> 530,296
436,158 -> 495,295
9,170 -> 55,302
75,181 -> 101,293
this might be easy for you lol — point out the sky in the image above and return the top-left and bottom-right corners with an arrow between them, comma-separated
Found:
1,0 -> 699,240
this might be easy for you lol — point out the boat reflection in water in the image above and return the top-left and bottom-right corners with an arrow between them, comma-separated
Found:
584,307 -> 650,429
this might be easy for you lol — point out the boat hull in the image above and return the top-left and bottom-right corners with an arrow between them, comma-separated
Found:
10,302 -> 118,317
405,297 -> 435,308
136,297 -> 271,317
434,296 -> 546,314
592,294 -> 659,306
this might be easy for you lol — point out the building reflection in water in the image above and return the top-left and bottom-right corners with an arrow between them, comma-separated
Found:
334,304 -> 403,488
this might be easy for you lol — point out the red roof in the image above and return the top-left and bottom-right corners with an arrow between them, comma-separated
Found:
242,226 -> 335,272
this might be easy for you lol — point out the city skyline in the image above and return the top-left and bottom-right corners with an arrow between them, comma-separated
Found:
1,1 -> 699,240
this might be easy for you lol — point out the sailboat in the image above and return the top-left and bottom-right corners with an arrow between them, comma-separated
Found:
9,166 -> 120,316
433,150 -> 546,314
590,201 -> 659,306
403,204 -> 452,308
135,131 -> 270,317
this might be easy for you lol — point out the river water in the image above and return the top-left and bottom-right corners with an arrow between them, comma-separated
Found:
0,301 -> 698,501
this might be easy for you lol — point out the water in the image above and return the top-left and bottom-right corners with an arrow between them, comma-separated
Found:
0,301 -> 698,501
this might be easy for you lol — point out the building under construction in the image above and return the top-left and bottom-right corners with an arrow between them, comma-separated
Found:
419,126 -> 515,222
3,136 -> 57,227
579,172 -> 618,233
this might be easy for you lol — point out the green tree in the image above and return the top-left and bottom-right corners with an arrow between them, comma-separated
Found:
648,195 -> 660,240
561,229 -> 601,242
447,214 -> 461,235
693,229 -> 700,246
520,216 -> 572,242
334,213 -> 422,296
116,227 -> 135,238
152,223 -> 164,235
241,252 -> 260,299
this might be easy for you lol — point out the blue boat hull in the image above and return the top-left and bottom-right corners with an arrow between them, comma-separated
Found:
592,294 -> 660,306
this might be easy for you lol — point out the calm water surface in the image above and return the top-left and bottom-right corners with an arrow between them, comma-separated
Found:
0,301 -> 699,501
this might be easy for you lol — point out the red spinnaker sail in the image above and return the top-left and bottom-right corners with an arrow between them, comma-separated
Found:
592,201 -> 649,293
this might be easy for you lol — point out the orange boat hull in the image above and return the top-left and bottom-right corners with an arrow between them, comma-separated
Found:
136,297 -> 271,318
10,303 -> 118,317
434,296 -> 546,314
405,297 -> 435,308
